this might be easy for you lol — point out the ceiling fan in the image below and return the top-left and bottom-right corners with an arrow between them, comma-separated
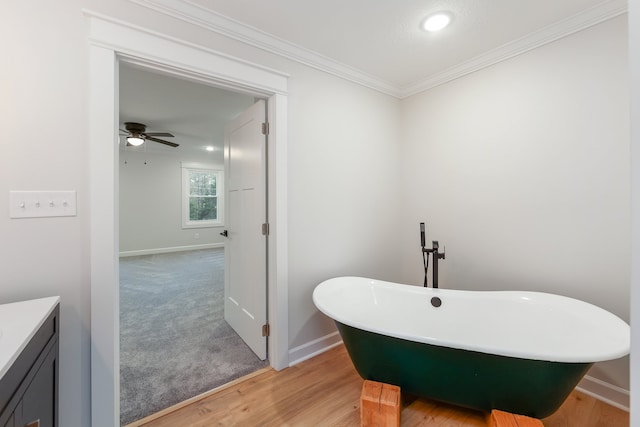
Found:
120,122 -> 179,147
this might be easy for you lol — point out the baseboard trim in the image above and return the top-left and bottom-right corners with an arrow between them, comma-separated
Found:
288,331 -> 343,367
119,243 -> 223,257
576,375 -> 629,412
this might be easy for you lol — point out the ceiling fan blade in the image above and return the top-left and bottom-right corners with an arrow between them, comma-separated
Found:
145,136 -> 179,147
145,132 -> 174,137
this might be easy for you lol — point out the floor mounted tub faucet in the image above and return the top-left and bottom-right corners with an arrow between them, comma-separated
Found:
420,223 -> 446,288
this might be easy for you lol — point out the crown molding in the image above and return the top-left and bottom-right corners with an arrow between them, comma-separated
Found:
129,0 -> 627,99
399,0 -> 628,98
129,0 -> 401,97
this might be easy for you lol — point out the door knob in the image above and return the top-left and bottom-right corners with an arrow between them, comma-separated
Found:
220,230 -> 228,237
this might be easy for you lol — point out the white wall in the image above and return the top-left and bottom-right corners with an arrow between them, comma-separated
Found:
0,1 -> 91,426
286,68 -> 402,348
119,150 -> 225,253
629,1 -> 639,423
86,0 -> 405,350
2,1 -> 402,425
398,16 -> 630,392
1,1 -> 632,425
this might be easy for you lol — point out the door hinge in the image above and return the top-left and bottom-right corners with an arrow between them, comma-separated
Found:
262,323 -> 270,337
261,122 -> 269,135
262,223 -> 270,236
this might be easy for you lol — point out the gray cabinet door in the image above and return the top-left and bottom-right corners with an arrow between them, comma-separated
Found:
20,345 -> 56,427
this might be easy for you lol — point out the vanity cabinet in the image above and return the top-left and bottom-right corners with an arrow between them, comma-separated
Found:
0,301 -> 59,427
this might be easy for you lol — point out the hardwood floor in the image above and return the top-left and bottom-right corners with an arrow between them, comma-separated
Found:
137,345 -> 628,426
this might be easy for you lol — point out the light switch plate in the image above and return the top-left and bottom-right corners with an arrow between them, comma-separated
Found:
9,191 -> 77,218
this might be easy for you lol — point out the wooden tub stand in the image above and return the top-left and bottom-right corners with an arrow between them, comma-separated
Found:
360,380 -> 544,427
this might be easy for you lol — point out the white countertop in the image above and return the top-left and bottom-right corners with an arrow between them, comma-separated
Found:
0,296 -> 60,381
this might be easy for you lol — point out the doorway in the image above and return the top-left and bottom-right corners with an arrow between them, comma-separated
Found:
117,65 -> 269,424
88,14 -> 289,427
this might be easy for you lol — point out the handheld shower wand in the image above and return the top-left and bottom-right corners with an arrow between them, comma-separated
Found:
420,222 -> 429,287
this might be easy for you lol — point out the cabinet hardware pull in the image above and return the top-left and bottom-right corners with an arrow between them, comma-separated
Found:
25,420 -> 40,427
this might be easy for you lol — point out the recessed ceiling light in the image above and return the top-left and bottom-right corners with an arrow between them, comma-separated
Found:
422,12 -> 453,32
205,146 -> 214,152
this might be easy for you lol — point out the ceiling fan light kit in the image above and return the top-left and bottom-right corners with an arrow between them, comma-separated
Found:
126,134 -> 145,146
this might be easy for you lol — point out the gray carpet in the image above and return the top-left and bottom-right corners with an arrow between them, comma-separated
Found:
119,248 -> 268,426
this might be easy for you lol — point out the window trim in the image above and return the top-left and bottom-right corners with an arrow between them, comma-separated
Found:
181,162 -> 224,229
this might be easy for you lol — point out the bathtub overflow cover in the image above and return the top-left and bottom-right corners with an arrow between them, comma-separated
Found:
430,297 -> 442,308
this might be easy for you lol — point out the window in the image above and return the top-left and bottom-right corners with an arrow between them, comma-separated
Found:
182,163 -> 223,228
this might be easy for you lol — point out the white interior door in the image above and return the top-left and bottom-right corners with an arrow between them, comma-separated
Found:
223,99 -> 267,360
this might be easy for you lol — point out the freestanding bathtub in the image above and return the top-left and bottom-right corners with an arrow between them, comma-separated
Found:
312,277 -> 630,418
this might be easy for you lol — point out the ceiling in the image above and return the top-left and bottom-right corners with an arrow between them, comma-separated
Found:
133,0 -> 626,96
120,0 -> 626,154
119,64 -> 255,159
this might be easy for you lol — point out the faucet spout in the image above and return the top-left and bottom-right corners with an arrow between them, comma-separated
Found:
431,241 -> 445,289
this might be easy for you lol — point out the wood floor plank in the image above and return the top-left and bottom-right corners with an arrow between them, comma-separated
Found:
138,345 -> 628,427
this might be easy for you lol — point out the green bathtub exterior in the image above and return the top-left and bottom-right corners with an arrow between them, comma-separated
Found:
336,322 -> 592,418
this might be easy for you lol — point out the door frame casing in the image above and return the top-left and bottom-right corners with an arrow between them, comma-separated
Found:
87,12 -> 289,427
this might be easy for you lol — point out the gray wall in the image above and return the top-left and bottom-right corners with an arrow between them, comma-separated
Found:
119,150 -> 224,253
